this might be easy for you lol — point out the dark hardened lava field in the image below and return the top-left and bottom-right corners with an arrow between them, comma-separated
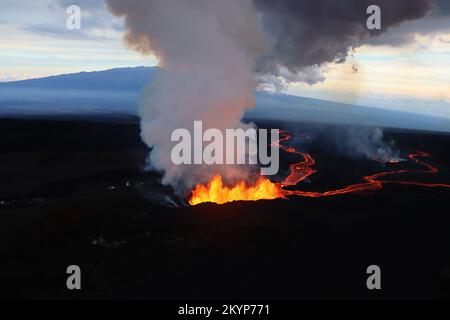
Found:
1,117 -> 450,299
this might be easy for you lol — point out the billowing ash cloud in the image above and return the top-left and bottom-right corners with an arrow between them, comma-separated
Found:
253,0 -> 436,81
106,0 -> 268,192
106,0 -> 443,194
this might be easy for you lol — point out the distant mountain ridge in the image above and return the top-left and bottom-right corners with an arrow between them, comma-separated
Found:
1,67 -> 449,132
0,66 -> 158,91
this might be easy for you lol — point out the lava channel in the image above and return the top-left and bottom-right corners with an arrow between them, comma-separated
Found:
188,130 -> 450,205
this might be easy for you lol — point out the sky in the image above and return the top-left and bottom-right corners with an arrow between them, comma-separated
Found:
0,0 -> 449,118
0,0 -> 155,81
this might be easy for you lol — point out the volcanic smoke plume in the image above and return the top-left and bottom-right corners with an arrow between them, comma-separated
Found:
107,0 -> 268,191
107,0 -> 440,195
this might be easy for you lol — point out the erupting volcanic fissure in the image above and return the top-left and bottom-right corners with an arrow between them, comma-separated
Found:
189,175 -> 282,205
188,130 -> 450,205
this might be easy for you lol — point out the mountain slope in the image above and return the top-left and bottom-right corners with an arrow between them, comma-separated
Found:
1,66 -> 158,91
1,67 -> 449,132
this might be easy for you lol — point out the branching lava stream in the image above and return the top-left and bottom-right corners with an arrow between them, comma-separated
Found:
188,130 -> 450,205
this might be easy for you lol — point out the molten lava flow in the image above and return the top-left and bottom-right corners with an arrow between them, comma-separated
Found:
189,175 -> 283,206
188,130 -> 450,205
283,150 -> 450,198
274,131 -> 317,187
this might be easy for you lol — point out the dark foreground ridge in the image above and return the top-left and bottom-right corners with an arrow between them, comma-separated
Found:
1,117 -> 450,299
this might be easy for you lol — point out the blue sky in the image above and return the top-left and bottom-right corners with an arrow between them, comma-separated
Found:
1,0 -> 449,118
0,0 -> 156,80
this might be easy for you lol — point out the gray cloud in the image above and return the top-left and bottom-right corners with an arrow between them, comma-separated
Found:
253,0 -> 439,74
435,0 -> 450,15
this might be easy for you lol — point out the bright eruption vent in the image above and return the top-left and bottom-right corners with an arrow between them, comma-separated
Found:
189,131 -> 450,205
189,175 -> 282,205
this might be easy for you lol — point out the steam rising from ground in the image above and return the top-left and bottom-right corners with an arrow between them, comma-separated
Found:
107,0 -> 439,193
107,0 -> 267,191
334,127 -> 401,163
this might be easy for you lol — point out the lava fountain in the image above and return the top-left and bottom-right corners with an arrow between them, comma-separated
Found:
189,175 -> 283,205
188,130 -> 450,205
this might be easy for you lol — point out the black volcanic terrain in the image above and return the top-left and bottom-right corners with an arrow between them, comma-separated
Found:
1,117 -> 450,299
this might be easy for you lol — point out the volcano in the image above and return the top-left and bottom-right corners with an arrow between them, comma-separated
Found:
2,116 -> 450,299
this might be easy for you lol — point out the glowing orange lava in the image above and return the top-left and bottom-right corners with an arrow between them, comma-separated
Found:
188,130 -> 450,205
189,174 -> 283,205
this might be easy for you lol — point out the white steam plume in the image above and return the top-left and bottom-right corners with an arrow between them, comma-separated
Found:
106,0 -> 268,192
